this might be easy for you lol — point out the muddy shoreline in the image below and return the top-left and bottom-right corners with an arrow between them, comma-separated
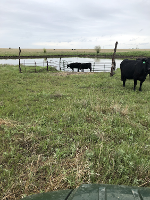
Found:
0,54 -> 140,59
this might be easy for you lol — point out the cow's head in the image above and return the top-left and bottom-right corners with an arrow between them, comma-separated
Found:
142,58 -> 150,73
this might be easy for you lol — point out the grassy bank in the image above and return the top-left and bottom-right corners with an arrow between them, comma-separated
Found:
1,64 -> 150,199
0,48 -> 150,58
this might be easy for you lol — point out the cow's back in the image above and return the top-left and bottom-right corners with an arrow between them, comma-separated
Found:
68,62 -> 81,68
80,63 -> 91,69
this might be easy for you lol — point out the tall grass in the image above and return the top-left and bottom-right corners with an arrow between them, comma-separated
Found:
1,64 -> 150,199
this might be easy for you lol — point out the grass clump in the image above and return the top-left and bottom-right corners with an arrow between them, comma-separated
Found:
1,64 -> 150,199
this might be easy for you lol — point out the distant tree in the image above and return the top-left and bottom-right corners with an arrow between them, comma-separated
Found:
43,48 -> 46,53
94,45 -> 101,55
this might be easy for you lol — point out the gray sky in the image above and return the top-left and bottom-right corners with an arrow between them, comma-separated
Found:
1,0 -> 150,49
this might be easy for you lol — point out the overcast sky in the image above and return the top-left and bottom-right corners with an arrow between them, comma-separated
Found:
1,0 -> 150,49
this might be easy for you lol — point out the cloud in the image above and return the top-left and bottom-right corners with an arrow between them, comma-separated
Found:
1,0 -> 150,49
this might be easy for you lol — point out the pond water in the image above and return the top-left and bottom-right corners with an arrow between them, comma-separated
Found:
0,57 -> 123,72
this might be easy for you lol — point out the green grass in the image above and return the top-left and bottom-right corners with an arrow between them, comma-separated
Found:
1,64 -> 150,199
0,48 -> 150,58
115,51 -> 150,58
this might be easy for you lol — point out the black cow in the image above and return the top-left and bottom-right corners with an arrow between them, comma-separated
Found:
67,63 -> 81,72
120,58 -> 150,91
67,62 -> 92,72
79,63 -> 92,72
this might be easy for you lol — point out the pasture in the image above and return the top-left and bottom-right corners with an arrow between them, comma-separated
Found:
0,48 -> 150,57
1,64 -> 150,199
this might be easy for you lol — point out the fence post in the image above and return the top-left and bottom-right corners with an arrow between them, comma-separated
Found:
110,41 -> 118,76
35,62 -> 36,72
93,62 -> 95,72
63,61 -> 65,71
47,61 -> 48,71
59,58 -> 61,71
19,47 -> 21,73
24,60 -> 26,72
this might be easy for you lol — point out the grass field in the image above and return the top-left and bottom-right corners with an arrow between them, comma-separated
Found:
0,48 -> 150,57
1,64 -> 150,199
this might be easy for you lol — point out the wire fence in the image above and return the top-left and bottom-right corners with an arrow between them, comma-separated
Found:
20,59 -> 112,73
57,60 -> 112,72
20,60 -> 49,72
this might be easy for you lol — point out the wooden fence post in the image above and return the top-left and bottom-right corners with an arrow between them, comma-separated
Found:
24,60 -> 26,72
93,62 -> 95,72
47,61 -> 48,71
19,47 -> 21,73
110,41 -> 118,76
63,61 -> 65,71
59,57 -> 61,71
35,62 -> 36,72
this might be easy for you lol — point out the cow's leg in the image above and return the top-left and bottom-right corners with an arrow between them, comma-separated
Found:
78,68 -> 79,72
123,79 -> 126,87
139,81 -> 143,91
134,79 -> 137,91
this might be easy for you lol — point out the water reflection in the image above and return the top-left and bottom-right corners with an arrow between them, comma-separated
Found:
0,57 -> 123,72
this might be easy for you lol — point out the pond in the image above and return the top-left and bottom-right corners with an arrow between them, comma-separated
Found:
0,57 -> 123,72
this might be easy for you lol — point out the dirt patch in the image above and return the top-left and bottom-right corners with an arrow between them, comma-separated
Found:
0,118 -> 17,127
